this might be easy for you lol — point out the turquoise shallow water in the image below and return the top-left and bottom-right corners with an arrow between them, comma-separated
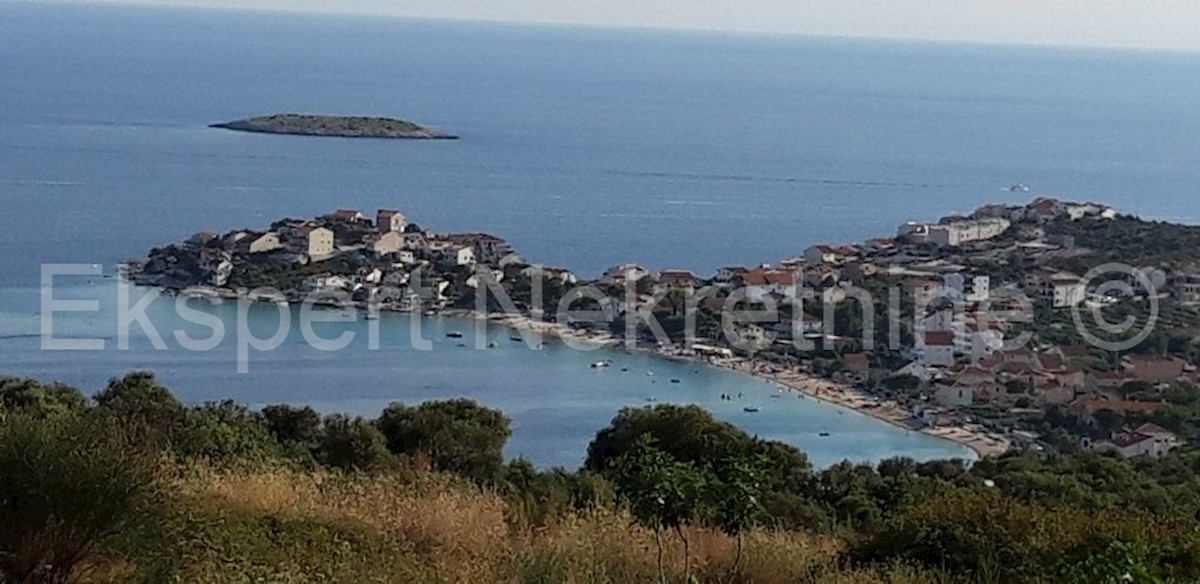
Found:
0,280 -> 974,468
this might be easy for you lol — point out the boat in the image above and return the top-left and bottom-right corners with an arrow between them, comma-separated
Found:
1008,183 -> 1031,193
620,367 -> 629,372
446,331 -> 464,338
590,360 -> 611,368
645,371 -> 655,377
818,432 -> 830,437
645,397 -> 657,402
510,335 -> 523,342
743,406 -> 760,413
487,342 -> 498,349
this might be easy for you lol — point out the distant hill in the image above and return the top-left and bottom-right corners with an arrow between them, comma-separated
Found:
210,113 -> 457,139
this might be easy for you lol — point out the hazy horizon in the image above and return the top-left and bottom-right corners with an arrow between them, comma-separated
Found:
44,0 -> 1200,53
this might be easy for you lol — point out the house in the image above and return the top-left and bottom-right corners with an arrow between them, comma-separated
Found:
466,269 -> 505,289
303,274 -> 352,291
603,264 -> 652,286
521,265 -> 578,285
741,269 -> 796,302
439,245 -> 475,266
375,209 -> 408,233
1028,270 -> 1085,308
713,266 -> 749,282
658,270 -> 698,292
840,261 -> 879,285
804,245 -> 838,265
919,330 -> 957,367
330,209 -> 365,223
843,352 -> 871,373
444,233 -> 511,265
1122,354 -> 1187,383
1088,423 -> 1178,459
401,232 -> 429,251
291,226 -> 335,259
187,230 -> 219,247
369,231 -> 405,256
1024,197 -> 1063,223
1060,202 -> 1117,221
1172,272 -> 1200,305
231,232 -> 283,255
897,218 -> 1010,247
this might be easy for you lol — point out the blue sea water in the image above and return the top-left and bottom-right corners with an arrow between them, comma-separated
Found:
1,2 -> 1197,466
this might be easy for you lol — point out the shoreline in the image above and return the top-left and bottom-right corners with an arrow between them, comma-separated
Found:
464,309 -> 1009,459
136,280 -> 1009,459
646,348 -> 1009,459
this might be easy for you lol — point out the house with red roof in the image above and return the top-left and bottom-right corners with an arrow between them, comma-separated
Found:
1088,422 -> 1179,459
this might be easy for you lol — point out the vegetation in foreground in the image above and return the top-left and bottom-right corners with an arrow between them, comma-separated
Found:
3,373 -> 1200,583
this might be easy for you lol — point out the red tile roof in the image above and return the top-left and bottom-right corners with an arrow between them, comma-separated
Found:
924,331 -> 956,347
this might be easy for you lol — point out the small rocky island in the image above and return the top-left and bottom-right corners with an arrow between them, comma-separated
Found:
210,113 -> 457,139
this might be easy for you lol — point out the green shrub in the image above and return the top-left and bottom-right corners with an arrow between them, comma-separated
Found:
377,399 -> 511,482
0,412 -> 160,583
319,414 -> 393,471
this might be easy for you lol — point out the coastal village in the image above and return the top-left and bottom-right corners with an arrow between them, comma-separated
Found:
130,196 -> 1200,460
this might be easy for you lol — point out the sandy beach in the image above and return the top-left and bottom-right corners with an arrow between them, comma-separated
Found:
680,354 -> 1011,459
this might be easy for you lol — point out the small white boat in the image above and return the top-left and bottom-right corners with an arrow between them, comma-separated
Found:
645,371 -> 655,377
446,331 -> 464,338
591,360 -> 611,368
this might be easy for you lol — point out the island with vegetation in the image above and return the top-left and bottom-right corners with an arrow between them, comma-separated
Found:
210,113 -> 457,139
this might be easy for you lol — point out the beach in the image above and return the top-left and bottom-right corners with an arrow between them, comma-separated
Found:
478,309 -> 1010,459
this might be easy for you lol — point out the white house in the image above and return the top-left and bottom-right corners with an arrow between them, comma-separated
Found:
742,269 -> 796,302
292,226 -> 335,259
242,232 -> 283,254
898,218 -> 1010,247
1029,271 -> 1086,308
375,209 -> 408,233
1089,423 -> 1179,459
369,231 -> 405,255
919,330 -> 957,367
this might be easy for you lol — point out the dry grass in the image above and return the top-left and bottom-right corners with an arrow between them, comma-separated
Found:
125,464 -> 934,583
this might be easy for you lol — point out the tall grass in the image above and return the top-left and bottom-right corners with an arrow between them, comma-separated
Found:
144,463 -> 937,583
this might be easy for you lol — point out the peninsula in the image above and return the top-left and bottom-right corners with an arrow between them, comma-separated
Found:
127,196 -> 1200,461
210,113 -> 457,139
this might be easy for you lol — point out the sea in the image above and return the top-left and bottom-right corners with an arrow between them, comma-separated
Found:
1,2 -> 1197,467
